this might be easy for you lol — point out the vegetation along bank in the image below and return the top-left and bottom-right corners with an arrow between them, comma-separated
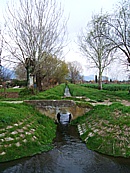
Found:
72,103 -> 130,158
0,102 -> 56,162
0,83 -> 130,162
0,84 -> 65,162
69,84 -> 130,158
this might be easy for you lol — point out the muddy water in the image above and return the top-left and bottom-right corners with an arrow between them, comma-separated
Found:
0,124 -> 130,173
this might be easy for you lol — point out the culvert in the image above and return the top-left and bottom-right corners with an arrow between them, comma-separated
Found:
57,111 -> 72,124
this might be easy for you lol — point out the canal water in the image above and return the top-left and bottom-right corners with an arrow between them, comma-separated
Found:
0,124 -> 130,173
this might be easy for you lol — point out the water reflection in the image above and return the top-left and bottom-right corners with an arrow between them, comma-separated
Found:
0,124 -> 130,173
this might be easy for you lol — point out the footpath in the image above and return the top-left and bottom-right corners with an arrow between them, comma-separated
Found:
64,86 -> 71,97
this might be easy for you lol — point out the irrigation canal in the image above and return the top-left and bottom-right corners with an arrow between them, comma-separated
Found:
0,123 -> 130,173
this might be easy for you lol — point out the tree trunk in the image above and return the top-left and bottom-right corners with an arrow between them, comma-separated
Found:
36,73 -> 42,91
26,66 -> 30,87
98,70 -> 102,90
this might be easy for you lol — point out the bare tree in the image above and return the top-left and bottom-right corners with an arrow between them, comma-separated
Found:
4,0 -> 67,90
0,26 -> 3,84
100,0 -> 130,75
68,61 -> 83,84
14,63 -> 26,80
78,13 -> 116,89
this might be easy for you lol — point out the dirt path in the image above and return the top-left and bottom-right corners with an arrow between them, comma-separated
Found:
91,99 -> 130,106
0,92 -> 19,98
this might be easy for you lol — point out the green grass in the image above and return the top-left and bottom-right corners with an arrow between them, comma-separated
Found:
32,83 -> 66,100
1,83 -> 129,102
0,102 -> 56,162
0,84 -> 66,101
0,84 -> 66,162
0,83 -> 130,160
68,84 -> 117,102
72,103 -> 130,158
0,103 -> 30,127
68,83 -> 130,158
81,83 -> 130,91
68,83 -> 130,102
0,88 -> 23,93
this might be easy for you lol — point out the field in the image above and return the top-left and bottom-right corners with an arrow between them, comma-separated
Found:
81,83 -> 130,91
68,83 -> 130,102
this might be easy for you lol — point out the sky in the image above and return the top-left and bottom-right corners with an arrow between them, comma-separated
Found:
0,0 -> 128,80
61,0 -> 126,79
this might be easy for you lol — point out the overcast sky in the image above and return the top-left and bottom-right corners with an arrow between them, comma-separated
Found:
61,0 -> 120,77
1,0 -> 127,80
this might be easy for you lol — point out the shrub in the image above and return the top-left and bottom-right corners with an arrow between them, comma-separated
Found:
19,87 -> 36,97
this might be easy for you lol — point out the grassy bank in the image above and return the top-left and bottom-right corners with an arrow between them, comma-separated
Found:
0,84 -> 66,101
0,84 -> 66,162
0,83 -> 130,160
72,103 -> 130,158
28,83 -> 66,100
69,84 -> 130,158
0,102 -> 56,162
68,83 -> 130,102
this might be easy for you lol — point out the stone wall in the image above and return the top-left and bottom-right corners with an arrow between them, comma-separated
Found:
24,100 -> 91,121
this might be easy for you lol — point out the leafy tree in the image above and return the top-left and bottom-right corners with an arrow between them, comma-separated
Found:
10,79 -> 27,87
14,54 -> 68,89
67,61 -> 83,84
36,54 -> 69,89
51,59 -> 69,84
